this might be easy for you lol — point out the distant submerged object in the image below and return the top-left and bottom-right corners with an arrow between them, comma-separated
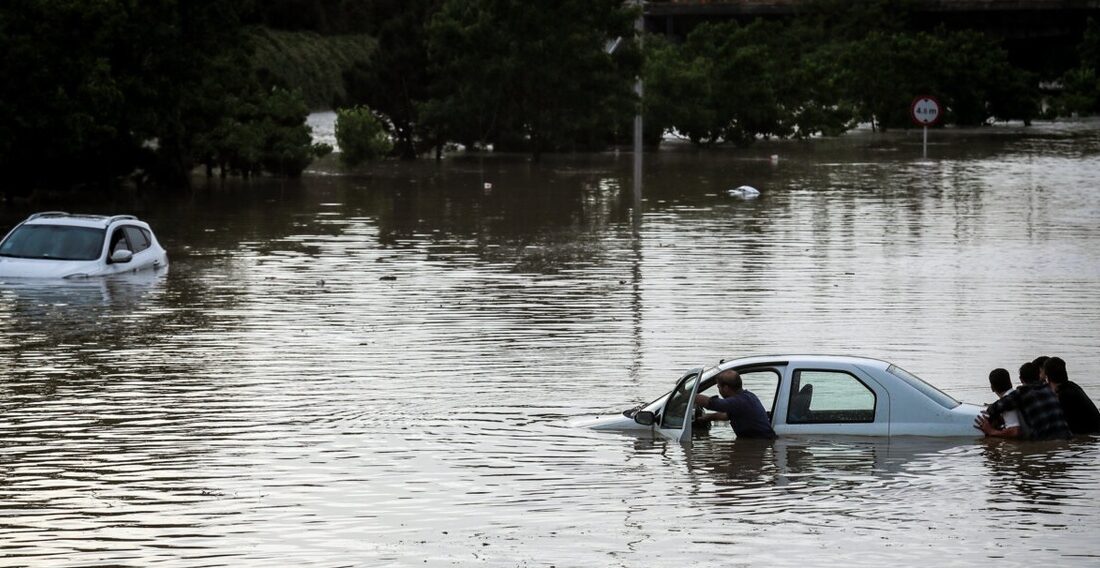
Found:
727,185 -> 761,198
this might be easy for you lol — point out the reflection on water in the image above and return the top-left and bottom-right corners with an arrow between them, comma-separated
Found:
2,121 -> 1100,565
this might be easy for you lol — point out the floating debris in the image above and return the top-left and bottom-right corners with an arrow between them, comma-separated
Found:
727,185 -> 761,198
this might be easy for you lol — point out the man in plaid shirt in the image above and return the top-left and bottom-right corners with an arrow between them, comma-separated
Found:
976,373 -> 1071,440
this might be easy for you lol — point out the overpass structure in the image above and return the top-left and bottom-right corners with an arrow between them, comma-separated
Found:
642,0 -> 1100,74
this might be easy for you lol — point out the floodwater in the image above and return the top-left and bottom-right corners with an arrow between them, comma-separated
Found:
2,121 -> 1100,566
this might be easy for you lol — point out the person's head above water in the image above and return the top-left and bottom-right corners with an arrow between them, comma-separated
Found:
1044,357 -> 1069,385
714,369 -> 743,394
989,368 -> 1012,395
1019,362 -> 1042,385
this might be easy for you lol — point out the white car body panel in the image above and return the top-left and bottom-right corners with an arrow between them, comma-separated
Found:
0,212 -> 168,279
573,355 -> 982,440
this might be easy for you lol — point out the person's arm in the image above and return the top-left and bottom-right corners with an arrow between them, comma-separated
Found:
985,390 -> 1019,422
974,414 -> 1021,438
694,394 -> 729,422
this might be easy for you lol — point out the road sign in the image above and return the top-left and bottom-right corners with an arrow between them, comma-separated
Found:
910,96 -> 942,126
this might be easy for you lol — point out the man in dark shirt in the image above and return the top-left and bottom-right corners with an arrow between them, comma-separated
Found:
1019,361 -> 1042,387
1044,356 -> 1100,435
979,379 -> 1071,441
694,370 -> 776,439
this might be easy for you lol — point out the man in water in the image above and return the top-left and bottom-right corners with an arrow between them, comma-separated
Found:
1033,355 -> 1050,382
976,362 -> 1070,441
1044,356 -> 1100,435
973,368 -> 1023,438
694,370 -> 776,439
1019,361 -> 1042,387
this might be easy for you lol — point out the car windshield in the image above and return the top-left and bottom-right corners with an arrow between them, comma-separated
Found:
886,364 -> 961,409
0,225 -> 105,261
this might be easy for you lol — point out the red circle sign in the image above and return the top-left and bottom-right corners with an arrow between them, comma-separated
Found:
911,96 -> 942,126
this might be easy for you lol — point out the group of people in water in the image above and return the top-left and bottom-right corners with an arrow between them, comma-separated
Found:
975,355 -> 1100,440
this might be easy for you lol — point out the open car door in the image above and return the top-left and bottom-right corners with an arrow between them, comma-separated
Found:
656,368 -> 704,443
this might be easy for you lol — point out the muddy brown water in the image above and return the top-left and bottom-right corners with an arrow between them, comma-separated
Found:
2,122 -> 1100,566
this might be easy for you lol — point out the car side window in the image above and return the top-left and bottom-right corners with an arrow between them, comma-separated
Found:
787,369 -> 875,424
739,369 -> 780,418
108,228 -> 130,256
661,371 -> 700,430
123,226 -> 151,253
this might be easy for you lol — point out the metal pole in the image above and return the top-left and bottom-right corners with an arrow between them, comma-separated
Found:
633,1 -> 644,212
922,125 -> 928,159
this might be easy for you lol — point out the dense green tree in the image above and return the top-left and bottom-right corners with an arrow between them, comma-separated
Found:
198,86 -> 331,178
342,0 -> 442,159
0,1 -> 244,192
936,30 -> 1037,125
335,105 -> 392,166
642,34 -> 713,145
645,19 -> 856,145
0,0 -> 333,194
0,1 -> 141,193
249,27 -> 376,110
837,29 -> 1036,129
829,31 -> 928,131
252,0 -> 372,34
642,3 -> 1037,143
1056,18 -> 1100,115
424,0 -> 638,157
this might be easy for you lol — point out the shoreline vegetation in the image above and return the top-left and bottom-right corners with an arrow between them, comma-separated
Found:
2,1 -> 1100,196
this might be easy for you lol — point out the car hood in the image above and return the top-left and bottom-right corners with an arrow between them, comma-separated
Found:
570,412 -> 649,431
0,257 -> 99,278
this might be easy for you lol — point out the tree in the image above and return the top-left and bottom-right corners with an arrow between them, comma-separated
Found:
335,106 -> 392,166
645,19 -> 837,146
424,0 -> 638,157
0,1 -> 141,194
1055,18 -> 1100,116
0,0 -> 329,195
342,0 -> 442,159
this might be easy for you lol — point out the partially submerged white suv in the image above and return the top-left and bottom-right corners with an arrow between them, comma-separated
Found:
0,212 -> 168,278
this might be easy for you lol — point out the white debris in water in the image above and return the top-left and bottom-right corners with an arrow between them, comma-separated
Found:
727,185 -> 761,198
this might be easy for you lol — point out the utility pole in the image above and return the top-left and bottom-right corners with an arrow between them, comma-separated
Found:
633,0 -> 644,213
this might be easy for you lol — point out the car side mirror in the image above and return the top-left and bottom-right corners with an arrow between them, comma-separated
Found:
110,249 -> 133,263
633,411 -> 655,426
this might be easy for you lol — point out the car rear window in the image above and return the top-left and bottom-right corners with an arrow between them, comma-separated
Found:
0,225 -> 105,261
886,364 -> 961,409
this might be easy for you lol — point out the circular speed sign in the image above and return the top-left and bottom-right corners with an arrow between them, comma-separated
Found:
910,96 -> 942,126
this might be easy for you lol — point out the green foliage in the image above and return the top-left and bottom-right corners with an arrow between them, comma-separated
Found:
253,0 -> 373,34
643,3 -> 1038,144
0,0 -> 1084,193
248,27 -> 376,110
0,1 -> 339,193
335,106 -> 393,166
1055,18 -> 1100,116
342,0 -> 441,159
645,18 -> 857,144
0,0 -> 181,192
424,0 -> 639,155
1056,68 -> 1100,115
195,85 -> 330,178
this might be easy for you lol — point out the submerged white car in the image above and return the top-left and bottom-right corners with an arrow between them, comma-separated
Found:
0,212 -> 168,279
575,355 -> 983,441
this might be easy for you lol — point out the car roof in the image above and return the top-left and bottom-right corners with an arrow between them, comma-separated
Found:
717,354 -> 893,371
21,212 -> 146,229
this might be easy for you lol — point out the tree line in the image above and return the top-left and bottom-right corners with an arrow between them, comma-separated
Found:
2,0 -> 1099,195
